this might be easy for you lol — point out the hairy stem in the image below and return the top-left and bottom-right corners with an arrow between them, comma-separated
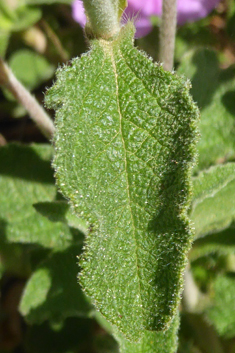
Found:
82,0 -> 120,39
0,58 -> 54,140
159,0 -> 177,71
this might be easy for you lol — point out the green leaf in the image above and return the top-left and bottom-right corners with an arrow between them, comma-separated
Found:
34,200 -> 70,223
34,201 -> 88,233
0,1 -> 16,30
191,163 -> 235,238
9,49 -> 55,91
115,314 -> 179,353
46,23 -> 199,340
178,49 -> 235,170
206,274 -> 235,338
20,245 -> 93,323
0,30 -> 10,57
0,144 -> 74,248
0,2 -> 42,32
190,224 -> 235,261
13,6 -> 42,31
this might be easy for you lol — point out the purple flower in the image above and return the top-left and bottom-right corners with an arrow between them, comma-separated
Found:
72,0 -> 221,38
177,0 -> 221,25
72,0 -> 86,28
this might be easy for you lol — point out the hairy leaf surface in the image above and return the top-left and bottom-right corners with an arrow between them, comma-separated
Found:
115,314 -> 179,353
46,23 -> 199,340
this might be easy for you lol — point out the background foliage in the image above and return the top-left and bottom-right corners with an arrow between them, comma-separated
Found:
1,0 -> 235,352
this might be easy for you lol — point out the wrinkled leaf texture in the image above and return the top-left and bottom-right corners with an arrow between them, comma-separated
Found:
46,23 -> 199,340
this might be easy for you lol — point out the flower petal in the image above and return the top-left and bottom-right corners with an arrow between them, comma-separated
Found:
177,0 -> 221,25
72,0 -> 86,27
71,0 -> 221,37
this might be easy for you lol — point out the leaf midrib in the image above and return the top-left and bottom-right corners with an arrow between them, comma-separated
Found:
108,44 -> 144,324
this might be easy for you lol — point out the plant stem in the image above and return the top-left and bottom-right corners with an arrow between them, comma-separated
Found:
82,0 -> 120,39
40,19 -> 69,62
0,58 -> 54,140
159,0 -> 177,71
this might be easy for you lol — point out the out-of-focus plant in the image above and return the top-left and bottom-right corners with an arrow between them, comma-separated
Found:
1,0 -> 235,353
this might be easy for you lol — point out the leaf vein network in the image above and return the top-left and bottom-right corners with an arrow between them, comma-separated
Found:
119,48 -> 177,120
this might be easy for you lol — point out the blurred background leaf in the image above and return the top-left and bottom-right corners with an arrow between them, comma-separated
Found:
20,245 -> 93,324
206,274 -> 235,339
0,144 -> 77,248
0,1 -> 42,32
191,163 -> 235,238
1,0 -> 235,352
178,49 -> 235,171
9,49 -> 54,90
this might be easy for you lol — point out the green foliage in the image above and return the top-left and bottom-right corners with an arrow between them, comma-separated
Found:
0,1 -> 41,32
0,30 -> 10,57
1,1 -> 235,352
191,163 -> 235,238
0,145 -> 92,339
0,1 -> 42,57
34,200 -> 70,223
178,49 -> 235,170
20,245 -> 93,323
206,274 -> 235,338
190,225 -> 235,260
115,314 -> 179,353
9,49 -> 55,91
0,144 -> 74,248
34,201 -> 88,232
46,22 -> 199,340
